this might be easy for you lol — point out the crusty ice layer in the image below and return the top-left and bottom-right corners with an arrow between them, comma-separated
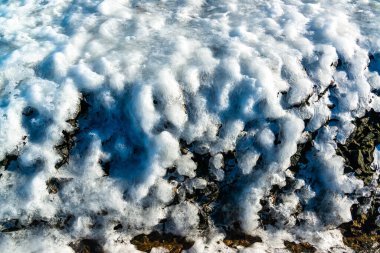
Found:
0,0 -> 379,252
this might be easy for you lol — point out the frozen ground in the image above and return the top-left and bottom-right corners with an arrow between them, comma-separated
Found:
0,0 -> 380,252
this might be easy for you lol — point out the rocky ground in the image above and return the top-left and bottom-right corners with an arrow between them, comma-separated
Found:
62,106 -> 380,253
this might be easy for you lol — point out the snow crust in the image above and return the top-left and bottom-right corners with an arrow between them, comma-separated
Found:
0,0 -> 380,252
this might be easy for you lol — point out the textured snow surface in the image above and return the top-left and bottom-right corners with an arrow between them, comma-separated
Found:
0,0 -> 380,252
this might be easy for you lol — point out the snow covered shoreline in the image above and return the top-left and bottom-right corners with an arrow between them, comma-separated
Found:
0,0 -> 380,252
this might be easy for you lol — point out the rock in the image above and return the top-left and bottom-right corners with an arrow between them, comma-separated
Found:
284,241 -> 316,253
130,231 -> 194,253
69,239 -> 104,253
0,219 -> 22,233
343,235 -> 380,253
46,177 -> 72,194
336,110 -> 380,185
0,154 -> 18,170
55,95 -> 89,169
223,229 -> 262,248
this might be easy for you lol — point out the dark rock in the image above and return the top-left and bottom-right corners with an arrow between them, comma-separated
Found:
46,177 -> 71,194
69,239 -> 104,253
55,129 -> 77,169
130,231 -> 194,253
98,159 -> 111,176
0,154 -> 18,170
22,106 -> 35,117
0,219 -> 23,232
113,223 -> 122,230
336,110 -> 380,185
284,241 -> 316,253
336,110 -> 380,251
54,214 -> 74,229
342,235 -> 380,253
223,226 -> 262,248
55,95 -> 89,169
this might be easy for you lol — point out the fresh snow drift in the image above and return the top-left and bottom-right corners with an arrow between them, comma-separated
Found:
0,0 -> 380,252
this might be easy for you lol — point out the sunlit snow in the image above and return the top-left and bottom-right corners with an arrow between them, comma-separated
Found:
0,0 -> 380,252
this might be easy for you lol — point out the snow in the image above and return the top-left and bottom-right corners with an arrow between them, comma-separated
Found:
0,0 -> 380,252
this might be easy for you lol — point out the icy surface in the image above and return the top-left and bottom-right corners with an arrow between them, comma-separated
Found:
0,0 -> 380,252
